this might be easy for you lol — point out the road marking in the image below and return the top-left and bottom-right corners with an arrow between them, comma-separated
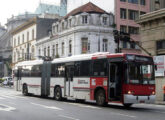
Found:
58,115 -> 80,120
110,112 -> 137,118
67,103 -> 101,109
0,95 -> 16,99
0,104 -> 16,112
31,102 -> 63,110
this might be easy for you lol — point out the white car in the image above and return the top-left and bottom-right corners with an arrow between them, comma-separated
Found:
2,77 -> 13,86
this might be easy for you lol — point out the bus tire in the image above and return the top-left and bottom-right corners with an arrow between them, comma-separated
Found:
96,89 -> 107,106
123,103 -> 132,108
22,84 -> 28,96
54,87 -> 62,101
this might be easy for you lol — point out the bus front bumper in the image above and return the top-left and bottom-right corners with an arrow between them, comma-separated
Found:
124,94 -> 155,104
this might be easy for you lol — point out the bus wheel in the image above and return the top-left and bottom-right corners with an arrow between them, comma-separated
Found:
23,84 -> 28,96
96,89 -> 107,106
123,104 -> 132,108
54,87 -> 62,101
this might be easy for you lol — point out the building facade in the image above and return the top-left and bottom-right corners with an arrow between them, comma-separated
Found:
136,9 -> 165,102
0,13 -> 37,78
36,2 -> 115,58
11,17 -> 58,67
115,0 -> 150,53
150,0 -> 165,11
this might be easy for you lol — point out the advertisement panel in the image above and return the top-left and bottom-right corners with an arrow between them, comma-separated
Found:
154,56 -> 165,77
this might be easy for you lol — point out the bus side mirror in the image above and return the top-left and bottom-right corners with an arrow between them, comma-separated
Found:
155,65 -> 157,71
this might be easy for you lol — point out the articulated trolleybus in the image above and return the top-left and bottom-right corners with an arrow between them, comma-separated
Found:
14,52 -> 155,107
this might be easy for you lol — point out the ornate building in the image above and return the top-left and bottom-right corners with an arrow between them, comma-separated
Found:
36,2 -> 115,58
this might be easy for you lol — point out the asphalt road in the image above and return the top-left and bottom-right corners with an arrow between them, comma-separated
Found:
0,87 -> 165,120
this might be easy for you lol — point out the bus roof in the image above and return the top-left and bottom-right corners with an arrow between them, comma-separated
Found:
15,59 -> 43,67
51,52 -> 125,64
15,52 -> 152,67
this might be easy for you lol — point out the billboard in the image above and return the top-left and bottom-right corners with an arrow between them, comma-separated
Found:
154,56 -> 165,77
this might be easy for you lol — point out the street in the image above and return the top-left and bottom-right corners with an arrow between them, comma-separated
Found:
0,87 -> 164,120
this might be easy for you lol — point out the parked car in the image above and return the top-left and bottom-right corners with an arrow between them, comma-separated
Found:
2,77 -> 13,86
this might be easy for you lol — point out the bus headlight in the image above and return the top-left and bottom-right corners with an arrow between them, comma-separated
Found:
127,90 -> 134,95
152,91 -> 155,95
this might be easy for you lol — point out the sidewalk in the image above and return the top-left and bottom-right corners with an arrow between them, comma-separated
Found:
156,101 -> 165,105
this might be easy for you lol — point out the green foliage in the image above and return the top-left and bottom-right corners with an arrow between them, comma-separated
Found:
0,78 -> 4,83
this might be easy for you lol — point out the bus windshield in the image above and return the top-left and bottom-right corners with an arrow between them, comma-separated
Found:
128,63 -> 155,85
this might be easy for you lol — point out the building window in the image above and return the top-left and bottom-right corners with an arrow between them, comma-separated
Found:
18,36 -> 20,45
52,45 -> 55,57
27,31 -> 29,41
120,8 -> 127,19
157,40 -> 165,50
120,0 -> 126,2
128,0 -> 138,4
82,15 -> 88,24
22,49 -> 24,60
32,29 -> 34,40
56,44 -> 58,56
128,26 -> 139,34
103,17 -> 107,25
81,38 -> 88,54
22,34 -> 24,43
38,49 -> 41,56
44,48 -> 46,56
128,10 -> 139,20
31,46 -> 35,59
140,0 -> 145,5
102,39 -> 108,52
56,25 -> 59,33
69,40 -> 72,54
62,42 -> 65,55
120,25 -> 127,33
123,41 -> 127,48
130,42 -> 135,49
48,46 -> 50,57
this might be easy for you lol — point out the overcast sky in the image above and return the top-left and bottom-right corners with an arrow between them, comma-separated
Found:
0,0 -> 114,26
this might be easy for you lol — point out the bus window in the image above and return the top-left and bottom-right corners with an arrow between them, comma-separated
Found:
54,64 -> 65,77
31,65 -> 42,77
74,62 -> 80,76
80,61 -> 91,76
92,59 -> 107,76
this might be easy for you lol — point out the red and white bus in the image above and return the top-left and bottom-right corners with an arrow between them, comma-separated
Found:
14,52 -> 155,107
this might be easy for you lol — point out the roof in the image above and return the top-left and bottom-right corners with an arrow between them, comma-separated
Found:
64,2 -> 107,19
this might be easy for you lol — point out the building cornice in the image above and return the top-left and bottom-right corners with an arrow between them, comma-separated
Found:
136,8 -> 165,24
11,17 -> 37,35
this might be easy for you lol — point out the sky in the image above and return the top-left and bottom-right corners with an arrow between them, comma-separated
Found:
0,0 -> 114,26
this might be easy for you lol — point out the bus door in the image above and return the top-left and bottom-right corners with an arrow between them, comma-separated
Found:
109,62 -> 123,101
65,64 -> 74,97
41,61 -> 51,96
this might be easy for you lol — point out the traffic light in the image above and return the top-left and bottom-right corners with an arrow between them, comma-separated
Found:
113,30 -> 119,43
120,32 -> 130,42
